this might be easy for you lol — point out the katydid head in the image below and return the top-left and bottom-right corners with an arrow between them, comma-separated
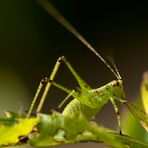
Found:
107,80 -> 125,101
84,79 -> 125,109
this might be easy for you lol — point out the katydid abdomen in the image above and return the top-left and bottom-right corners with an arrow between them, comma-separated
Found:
62,98 -> 102,120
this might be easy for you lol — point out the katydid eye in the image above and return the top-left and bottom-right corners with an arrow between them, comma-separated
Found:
113,81 -> 119,87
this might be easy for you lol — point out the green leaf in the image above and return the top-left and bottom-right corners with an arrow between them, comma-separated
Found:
30,112 -> 126,148
0,112 -> 38,146
122,100 -> 148,148
141,71 -> 148,115
0,111 -> 148,147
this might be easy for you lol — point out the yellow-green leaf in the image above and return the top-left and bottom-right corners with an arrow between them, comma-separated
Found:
0,117 -> 38,146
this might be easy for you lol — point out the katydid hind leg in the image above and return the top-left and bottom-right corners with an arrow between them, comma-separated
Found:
36,57 -> 63,113
33,55 -> 88,114
61,56 -> 91,90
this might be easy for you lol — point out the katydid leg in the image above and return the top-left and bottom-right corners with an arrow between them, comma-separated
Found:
110,98 -> 122,135
36,57 -> 63,113
61,56 -> 91,90
27,78 -> 47,117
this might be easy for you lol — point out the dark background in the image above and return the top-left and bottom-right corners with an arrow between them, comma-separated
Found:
0,0 -> 148,148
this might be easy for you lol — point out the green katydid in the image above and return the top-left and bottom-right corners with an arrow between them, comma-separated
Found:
27,55 -> 124,134
27,0 -> 148,133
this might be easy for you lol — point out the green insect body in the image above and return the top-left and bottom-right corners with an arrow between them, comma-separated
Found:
55,77 -> 125,120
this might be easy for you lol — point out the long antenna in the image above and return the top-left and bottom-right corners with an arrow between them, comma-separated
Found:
107,56 -> 121,80
37,0 -> 121,79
